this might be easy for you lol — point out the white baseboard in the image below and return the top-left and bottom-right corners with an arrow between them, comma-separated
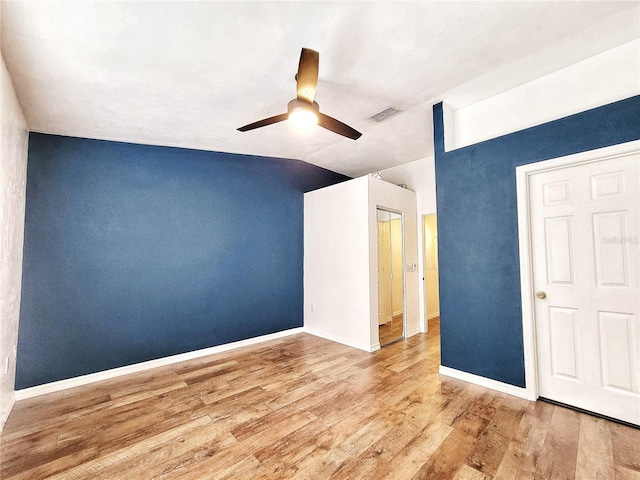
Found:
427,312 -> 440,320
439,365 -> 529,400
303,327 -> 378,352
0,394 -> 15,432
405,328 -> 421,338
15,328 -> 304,400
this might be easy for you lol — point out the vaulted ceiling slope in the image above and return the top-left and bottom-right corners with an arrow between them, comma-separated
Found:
1,1 -> 638,176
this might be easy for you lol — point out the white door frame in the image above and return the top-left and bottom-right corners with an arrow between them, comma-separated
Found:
516,140 -> 640,402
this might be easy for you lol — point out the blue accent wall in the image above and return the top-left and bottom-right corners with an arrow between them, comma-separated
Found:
17,134 -> 349,389
433,95 -> 640,387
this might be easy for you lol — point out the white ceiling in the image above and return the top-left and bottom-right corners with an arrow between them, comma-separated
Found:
2,1 -> 638,177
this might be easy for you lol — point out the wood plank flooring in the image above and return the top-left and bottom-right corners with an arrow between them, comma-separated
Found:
1,320 -> 639,479
378,314 -> 404,346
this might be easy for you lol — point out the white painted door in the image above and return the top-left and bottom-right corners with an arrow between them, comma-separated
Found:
529,152 -> 639,425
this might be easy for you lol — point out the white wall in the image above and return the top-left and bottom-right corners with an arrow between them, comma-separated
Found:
449,39 -> 640,150
379,156 -> 436,332
0,55 -> 29,430
304,176 -> 418,351
304,177 -> 372,350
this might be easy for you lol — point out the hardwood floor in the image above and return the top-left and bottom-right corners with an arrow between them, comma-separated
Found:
2,320 -> 639,479
378,314 -> 404,346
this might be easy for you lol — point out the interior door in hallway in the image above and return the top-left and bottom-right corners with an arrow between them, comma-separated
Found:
529,151 -> 639,425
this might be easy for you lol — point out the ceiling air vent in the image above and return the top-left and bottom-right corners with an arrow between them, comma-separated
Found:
369,106 -> 401,122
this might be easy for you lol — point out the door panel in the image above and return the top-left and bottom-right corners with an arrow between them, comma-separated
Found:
548,306 -> 580,379
544,216 -> 575,284
391,218 -> 403,317
529,152 -> 639,425
598,311 -> 637,392
593,212 -> 629,286
377,221 -> 391,325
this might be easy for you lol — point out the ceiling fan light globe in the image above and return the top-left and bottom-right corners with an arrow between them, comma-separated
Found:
288,106 -> 318,131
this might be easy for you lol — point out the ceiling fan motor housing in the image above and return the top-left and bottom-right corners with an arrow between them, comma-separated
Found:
287,99 -> 319,114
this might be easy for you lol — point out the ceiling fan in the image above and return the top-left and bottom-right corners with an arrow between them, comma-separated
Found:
237,48 -> 362,140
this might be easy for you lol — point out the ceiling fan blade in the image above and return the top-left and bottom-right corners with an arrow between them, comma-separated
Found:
296,48 -> 319,104
318,113 -> 362,140
237,113 -> 288,132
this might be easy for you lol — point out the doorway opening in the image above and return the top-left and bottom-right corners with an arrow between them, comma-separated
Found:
423,214 -> 440,333
377,208 -> 405,346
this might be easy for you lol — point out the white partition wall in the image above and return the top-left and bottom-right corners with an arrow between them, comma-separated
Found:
304,176 -> 371,350
304,176 -> 418,351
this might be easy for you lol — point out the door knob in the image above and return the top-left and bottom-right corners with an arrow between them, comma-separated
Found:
536,291 -> 547,299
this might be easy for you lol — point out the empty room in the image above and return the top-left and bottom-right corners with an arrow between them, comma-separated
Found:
1,1 -> 639,479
